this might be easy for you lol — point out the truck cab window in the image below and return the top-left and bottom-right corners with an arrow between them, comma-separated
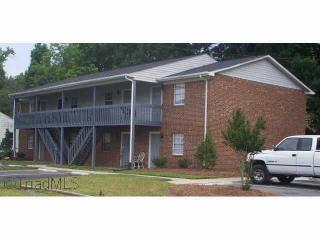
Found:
297,138 -> 313,151
317,138 -> 320,151
276,138 -> 298,151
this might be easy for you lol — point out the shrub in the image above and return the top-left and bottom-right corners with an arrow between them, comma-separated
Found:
17,152 -> 25,159
152,157 -> 168,168
195,132 -> 217,169
178,158 -> 189,168
0,129 -> 13,158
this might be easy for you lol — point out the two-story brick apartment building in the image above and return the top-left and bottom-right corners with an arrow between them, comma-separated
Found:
9,54 -> 314,171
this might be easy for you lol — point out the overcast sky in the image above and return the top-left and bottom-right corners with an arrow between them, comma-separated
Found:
0,43 -> 34,77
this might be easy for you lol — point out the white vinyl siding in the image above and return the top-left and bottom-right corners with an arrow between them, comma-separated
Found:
132,54 -> 216,82
220,59 -> 301,90
172,133 -> 184,155
174,83 -> 185,106
0,113 -> 13,144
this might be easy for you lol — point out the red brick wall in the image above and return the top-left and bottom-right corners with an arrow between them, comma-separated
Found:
207,74 -> 306,171
19,129 -> 34,160
160,81 -> 205,168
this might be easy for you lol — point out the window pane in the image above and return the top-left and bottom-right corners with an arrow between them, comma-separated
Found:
173,134 -> 184,155
298,138 -> 313,151
174,84 -> 185,105
277,138 -> 298,151
27,135 -> 33,150
317,138 -> 320,150
105,92 -> 113,105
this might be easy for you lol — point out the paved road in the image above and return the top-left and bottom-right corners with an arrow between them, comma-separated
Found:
0,169 -> 81,183
252,178 -> 320,196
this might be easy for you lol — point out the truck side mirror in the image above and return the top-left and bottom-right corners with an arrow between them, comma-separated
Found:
272,144 -> 277,151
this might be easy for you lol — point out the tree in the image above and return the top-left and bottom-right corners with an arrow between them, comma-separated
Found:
222,109 -> 265,189
0,129 -> 13,157
195,132 -> 217,169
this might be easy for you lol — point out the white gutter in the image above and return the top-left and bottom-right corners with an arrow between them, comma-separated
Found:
9,74 -> 131,98
157,72 -> 210,82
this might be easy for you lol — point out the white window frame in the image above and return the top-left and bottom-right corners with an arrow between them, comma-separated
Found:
27,135 -> 33,150
173,83 -> 185,106
172,133 -> 184,156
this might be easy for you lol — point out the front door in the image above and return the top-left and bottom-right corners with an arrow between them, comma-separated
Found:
121,133 -> 130,167
149,132 -> 161,168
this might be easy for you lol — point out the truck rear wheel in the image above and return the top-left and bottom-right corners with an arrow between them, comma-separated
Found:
277,176 -> 295,184
251,164 -> 270,185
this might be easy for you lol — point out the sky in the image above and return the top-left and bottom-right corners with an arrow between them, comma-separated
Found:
0,43 -> 34,77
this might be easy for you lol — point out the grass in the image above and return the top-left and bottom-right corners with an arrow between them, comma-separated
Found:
0,186 -> 66,196
0,166 -> 38,171
117,169 -> 219,179
46,164 -> 115,172
63,174 -> 170,196
0,159 -> 36,166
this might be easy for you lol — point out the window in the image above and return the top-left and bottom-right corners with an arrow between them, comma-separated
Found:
297,138 -> 313,151
71,97 -> 78,108
123,89 -> 131,103
172,133 -> 184,155
317,138 -> 320,151
29,102 -> 35,112
174,83 -> 185,105
276,138 -> 298,151
104,92 -> 113,105
102,132 -> 112,152
27,135 -> 33,150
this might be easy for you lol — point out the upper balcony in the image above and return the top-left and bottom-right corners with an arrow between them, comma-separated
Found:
14,81 -> 162,129
15,103 -> 161,129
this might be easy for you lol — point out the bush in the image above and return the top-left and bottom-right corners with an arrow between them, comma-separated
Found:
178,158 -> 189,168
17,152 -> 25,159
152,157 -> 168,168
0,129 -> 13,158
195,132 -> 217,169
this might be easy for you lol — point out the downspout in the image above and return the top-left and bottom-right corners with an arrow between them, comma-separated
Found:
204,77 -> 208,139
13,98 -> 16,158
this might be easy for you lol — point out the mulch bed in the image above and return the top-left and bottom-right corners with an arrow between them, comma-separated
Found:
170,184 -> 275,196
144,168 -> 239,178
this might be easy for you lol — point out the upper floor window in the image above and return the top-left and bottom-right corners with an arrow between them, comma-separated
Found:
102,132 -> 112,152
174,83 -> 185,106
27,135 -> 33,150
172,133 -> 184,155
297,138 -> 313,151
105,92 -> 113,105
276,138 -> 299,151
71,97 -> 78,108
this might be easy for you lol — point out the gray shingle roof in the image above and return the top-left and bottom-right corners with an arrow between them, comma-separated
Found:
168,56 -> 262,77
16,55 -> 194,94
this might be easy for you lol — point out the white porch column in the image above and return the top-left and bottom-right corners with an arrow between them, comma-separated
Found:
13,98 -> 17,158
91,87 -> 97,168
129,79 -> 136,169
33,96 -> 38,162
60,91 -> 65,165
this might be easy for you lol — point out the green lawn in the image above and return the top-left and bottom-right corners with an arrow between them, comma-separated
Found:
117,169 -> 218,179
0,186 -> 65,196
62,174 -> 170,196
0,166 -> 38,171
0,159 -> 36,166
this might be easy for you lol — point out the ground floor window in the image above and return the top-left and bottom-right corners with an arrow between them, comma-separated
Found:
172,133 -> 184,155
27,135 -> 33,150
102,132 -> 112,152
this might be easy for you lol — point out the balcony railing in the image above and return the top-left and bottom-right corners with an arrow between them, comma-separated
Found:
15,104 -> 162,129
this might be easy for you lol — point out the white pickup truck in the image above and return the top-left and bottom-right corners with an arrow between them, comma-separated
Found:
249,135 -> 320,184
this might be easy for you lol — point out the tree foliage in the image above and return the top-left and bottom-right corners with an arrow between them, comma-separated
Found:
0,129 -> 13,157
222,109 -> 265,189
195,132 -> 217,169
